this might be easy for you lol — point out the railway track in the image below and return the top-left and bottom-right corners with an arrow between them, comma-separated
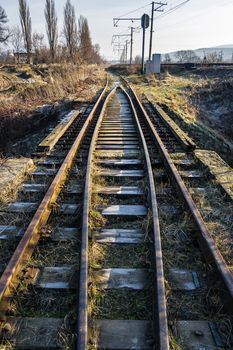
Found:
0,76 -> 232,349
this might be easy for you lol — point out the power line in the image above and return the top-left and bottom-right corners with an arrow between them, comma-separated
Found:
157,0 -> 190,19
112,27 -> 139,64
118,2 -> 151,19
113,17 -> 141,27
155,8 -> 204,31
167,0 -> 187,9
155,0 -> 191,20
113,0 -> 190,63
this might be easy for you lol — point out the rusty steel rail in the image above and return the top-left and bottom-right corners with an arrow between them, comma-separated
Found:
146,99 -> 196,151
128,84 -> 233,303
77,85 -> 169,349
38,110 -> 80,152
77,86 -> 117,349
121,86 -> 169,350
119,75 -> 195,152
0,81 -> 109,314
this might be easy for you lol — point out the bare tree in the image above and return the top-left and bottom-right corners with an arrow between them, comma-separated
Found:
11,26 -> 23,63
134,55 -> 141,64
78,15 -> 92,62
0,6 -> 10,43
32,33 -> 44,51
78,16 -> 103,64
175,50 -> 188,63
45,0 -> 58,63
56,44 -> 68,63
186,50 -> 201,63
164,53 -> 171,63
19,0 -> 32,63
175,50 -> 201,63
32,32 -> 45,63
63,0 -> 78,61
92,44 -> 104,64
206,50 -> 223,63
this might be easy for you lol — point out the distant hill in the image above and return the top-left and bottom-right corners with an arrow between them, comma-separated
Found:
214,44 -> 233,49
162,45 -> 233,62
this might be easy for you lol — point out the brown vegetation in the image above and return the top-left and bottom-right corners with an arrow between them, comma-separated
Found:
122,67 -> 233,147
0,64 -> 106,146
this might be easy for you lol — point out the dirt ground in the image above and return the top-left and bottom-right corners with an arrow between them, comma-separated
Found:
0,64 -> 106,148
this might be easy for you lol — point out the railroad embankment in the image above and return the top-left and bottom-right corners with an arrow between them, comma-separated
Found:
124,67 -> 233,165
0,64 -> 106,148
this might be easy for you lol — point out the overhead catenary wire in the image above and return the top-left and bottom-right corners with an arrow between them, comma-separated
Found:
118,2 -> 152,19
113,3 -> 147,62
155,0 -> 191,19
112,0 -> 191,61
114,0 -> 190,26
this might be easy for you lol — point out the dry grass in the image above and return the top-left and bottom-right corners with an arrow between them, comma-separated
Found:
128,72 -> 197,122
90,242 -> 149,269
150,149 -> 226,329
0,64 -> 106,145
125,70 -> 233,163
0,158 -> 35,205
128,70 -> 233,141
15,64 -> 104,103
32,241 -> 79,267
186,182 -> 233,265
0,64 -> 105,103
169,334 -> 183,350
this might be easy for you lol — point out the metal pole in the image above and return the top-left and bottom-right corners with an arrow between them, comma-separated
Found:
130,27 -> 133,65
125,40 -> 128,64
141,25 -> 146,74
149,1 -> 155,61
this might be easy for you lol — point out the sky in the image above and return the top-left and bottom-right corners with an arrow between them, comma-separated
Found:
1,0 -> 233,60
